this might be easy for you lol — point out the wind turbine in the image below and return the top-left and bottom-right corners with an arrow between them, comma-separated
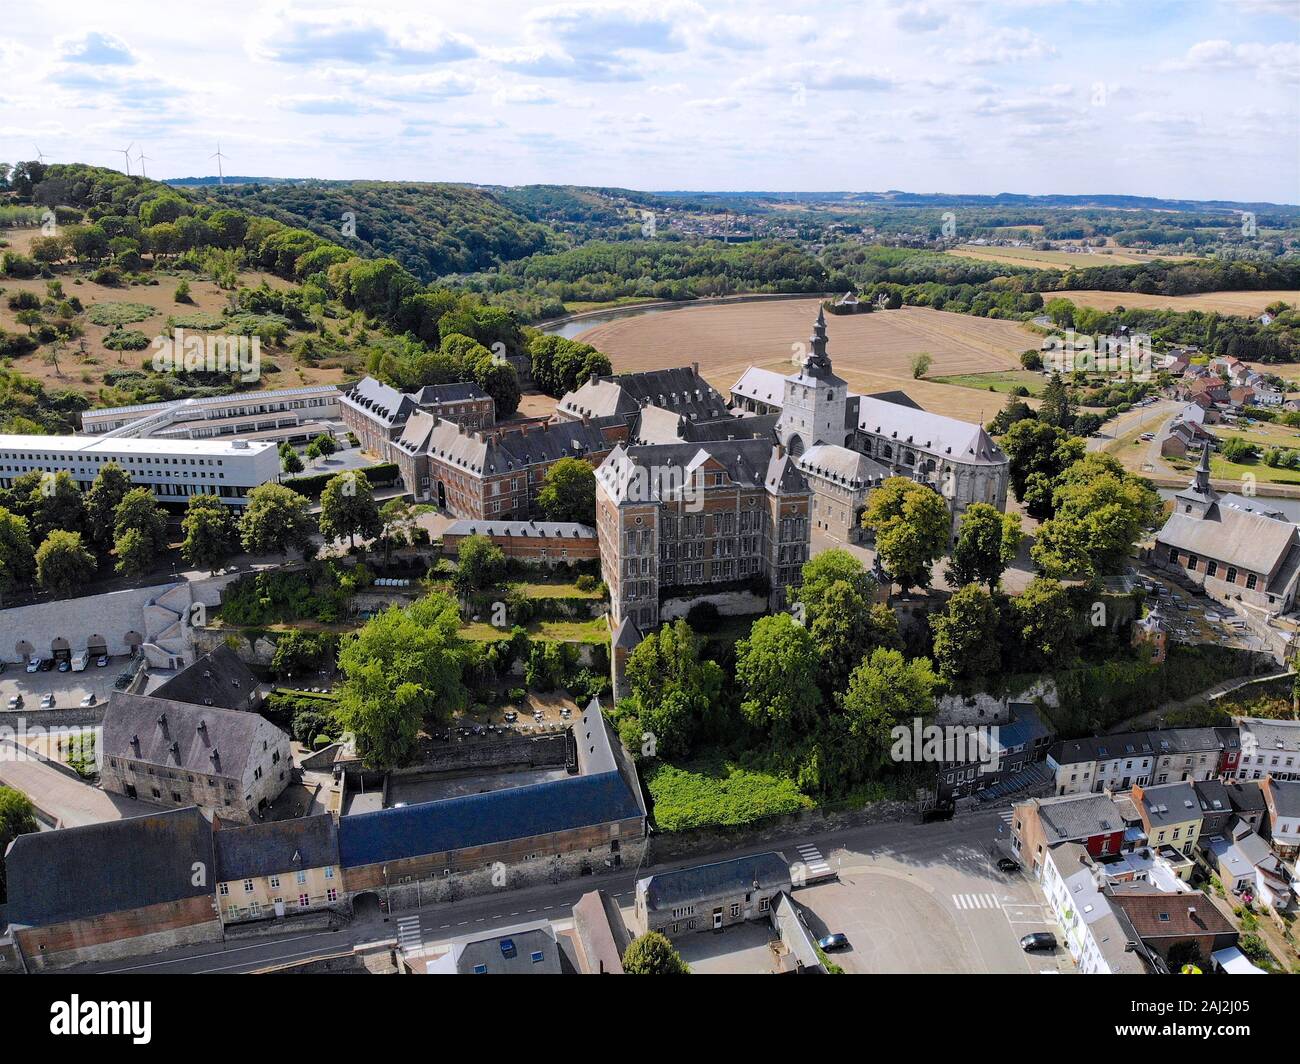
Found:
117,142 -> 135,176
136,147 -> 152,178
33,144 -> 47,164
210,142 -> 228,185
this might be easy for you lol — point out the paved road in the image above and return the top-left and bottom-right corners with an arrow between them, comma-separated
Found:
1088,399 -> 1178,459
61,807 -> 1073,975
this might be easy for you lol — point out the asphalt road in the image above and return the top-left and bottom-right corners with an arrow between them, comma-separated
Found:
61,806 -> 1074,975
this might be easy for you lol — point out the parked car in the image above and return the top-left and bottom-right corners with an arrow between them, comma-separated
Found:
920,805 -> 955,824
57,659 -> 71,673
96,655 -> 110,667
817,933 -> 849,952
26,658 -> 41,673
39,694 -> 55,709
1020,932 -> 1057,953
39,658 -> 54,672
79,693 -> 97,708
6,694 -> 22,710
997,858 -> 1020,873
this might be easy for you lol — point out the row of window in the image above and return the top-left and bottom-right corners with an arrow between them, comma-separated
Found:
218,867 -> 335,895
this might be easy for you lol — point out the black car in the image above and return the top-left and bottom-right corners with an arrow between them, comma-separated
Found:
818,933 -> 849,952
997,857 -> 1020,873
39,658 -> 55,671
920,805 -> 955,824
1020,932 -> 1057,953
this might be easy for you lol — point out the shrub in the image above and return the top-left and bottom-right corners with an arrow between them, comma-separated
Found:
87,301 -> 154,326
104,329 -> 151,351
685,601 -> 722,633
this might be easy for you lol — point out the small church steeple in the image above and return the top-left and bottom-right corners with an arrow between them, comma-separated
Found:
800,307 -> 834,379
1193,441 -> 1212,494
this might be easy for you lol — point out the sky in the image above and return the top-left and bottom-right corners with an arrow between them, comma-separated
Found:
2,0 -> 1298,203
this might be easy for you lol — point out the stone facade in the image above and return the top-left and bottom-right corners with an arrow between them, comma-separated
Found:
440,519 -> 600,564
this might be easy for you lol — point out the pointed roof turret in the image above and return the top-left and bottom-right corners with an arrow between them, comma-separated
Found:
1193,441 -> 1212,494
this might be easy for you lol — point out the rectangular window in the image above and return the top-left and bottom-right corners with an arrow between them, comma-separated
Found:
243,879 -> 254,893
298,894 -> 310,908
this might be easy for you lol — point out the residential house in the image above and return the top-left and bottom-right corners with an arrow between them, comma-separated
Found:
1046,733 -> 1156,796
1040,842 -> 1150,974
1131,782 -> 1204,877
1224,779 -> 1269,831
570,890 -> 632,975
213,813 -> 343,924
1203,820 -> 1295,911
1235,718 -> 1300,782
1011,792 -> 1129,877
439,519 -> 599,565
425,920 -> 565,974
1193,778 -> 1235,837
146,644 -> 262,711
99,692 -> 293,823
634,851 -> 792,939
1261,776 -> 1300,862
1107,886 -> 1238,972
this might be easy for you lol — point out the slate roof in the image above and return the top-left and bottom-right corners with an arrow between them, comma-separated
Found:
1138,782 -> 1202,828
559,367 -> 730,423
1194,778 -> 1232,817
1036,794 -> 1126,842
1267,778 -> 1300,819
596,438 -> 807,505
4,807 -> 215,927
633,405 -> 778,446
410,416 -> 611,476
638,851 -> 790,912
409,382 -> 489,406
102,691 -> 283,781
856,394 -> 1005,466
1157,506 -> 1296,576
449,922 -> 561,975
729,367 -> 787,407
149,645 -> 261,711
1049,732 -> 1157,766
1224,780 -> 1267,814
337,771 -> 642,868
797,444 -> 889,490
442,519 -> 596,540
342,376 -> 415,427
1238,717 -> 1300,758
214,813 -> 339,881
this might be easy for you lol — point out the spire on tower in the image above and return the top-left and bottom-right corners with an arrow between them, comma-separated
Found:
1193,441 -> 1212,494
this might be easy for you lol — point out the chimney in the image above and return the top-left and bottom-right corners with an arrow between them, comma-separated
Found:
692,361 -> 699,376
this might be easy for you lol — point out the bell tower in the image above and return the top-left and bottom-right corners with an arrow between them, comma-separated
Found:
778,308 -> 850,456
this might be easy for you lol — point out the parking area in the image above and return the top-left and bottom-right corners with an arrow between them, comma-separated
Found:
674,920 -> 789,975
786,813 -> 1076,974
0,655 -> 130,713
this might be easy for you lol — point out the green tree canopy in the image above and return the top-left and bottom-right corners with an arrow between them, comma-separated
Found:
735,613 -> 821,740
838,647 -> 939,777
861,477 -> 951,592
335,593 -> 466,767
319,471 -> 382,549
1008,577 -> 1077,671
623,619 -> 724,758
180,494 -> 240,573
947,502 -> 1022,591
0,786 -> 38,902
622,931 -> 690,975
453,534 -> 507,593
84,462 -> 134,547
930,584 -> 1004,685
239,483 -> 315,558
536,456 -> 597,525
0,507 -> 36,601
35,529 -> 97,595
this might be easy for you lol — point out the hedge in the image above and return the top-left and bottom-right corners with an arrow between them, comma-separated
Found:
283,463 -> 399,498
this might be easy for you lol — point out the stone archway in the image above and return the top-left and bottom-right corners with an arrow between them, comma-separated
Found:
50,637 -> 71,661
15,639 -> 34,661
87,634 -> 108,656
124,631 -> 144,655
787,434 -> 806,459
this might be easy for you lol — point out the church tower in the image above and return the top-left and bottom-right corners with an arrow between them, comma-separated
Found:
778,308 -> 850,456
1173,442 -> 1219,518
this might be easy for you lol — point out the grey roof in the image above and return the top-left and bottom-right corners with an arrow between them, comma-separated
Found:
343,376 -> 415,427
596,438 -> 807,504
1050,732 -> 1157,766
638,851 -> 790,912
1036,794 -> 1126,842
149,645 -> 261,711
442,519 -> 595,540
409,382 -> 489,405
4,807 -> 215,927
1267,778 -> 1300,819
1237,717 -> 1300,757
798,444 -> 889,490
102,691 -> 285,781
729,367 -> 787,406
559,367 -> 730,423
856,394 -> 1005,465
1194,778 -> 1232,816
633,406 -> 778,446
404,416 -> 611,476
1224,779 -> 1267,814
447,920 -> 562,974
1138,782 -> 1202,828
864,390 -> 924,410
1152,728 -> 1226,757
214,813 -> 339,881
1158,506 -> 1297,576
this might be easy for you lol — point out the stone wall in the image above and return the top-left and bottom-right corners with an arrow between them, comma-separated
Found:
647,798 -> 915,864
386,734 -> 567,776
660,589 -> 766,621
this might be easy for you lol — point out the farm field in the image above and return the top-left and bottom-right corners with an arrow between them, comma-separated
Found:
929,369 -> 1047,396
573,298 -> 1039,422
1052,289 -> 1298,316
944,244 -> 1201,269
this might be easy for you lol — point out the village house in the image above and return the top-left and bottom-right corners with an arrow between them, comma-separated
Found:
1131,782 -> 1204,876
99,692 -> 292,824
1011,792 -> 1130,877
1261,776 -> 1300,862
1235,718 -> 1300,782
633,851 -> 791,939
213,814 -> 344,924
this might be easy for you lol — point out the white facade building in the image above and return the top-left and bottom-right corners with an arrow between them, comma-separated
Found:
0,434 -> 279,505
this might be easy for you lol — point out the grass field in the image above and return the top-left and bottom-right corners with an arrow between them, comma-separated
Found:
945,245 -> 1201,269
573,298 -> 1039,422
929,369 -> 1047,396
1052,289 -> 1298,316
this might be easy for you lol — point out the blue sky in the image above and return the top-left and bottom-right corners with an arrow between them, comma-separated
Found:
2,0 -> 1297,202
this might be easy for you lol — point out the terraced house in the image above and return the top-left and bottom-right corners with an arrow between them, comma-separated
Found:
214,814 -> 343,923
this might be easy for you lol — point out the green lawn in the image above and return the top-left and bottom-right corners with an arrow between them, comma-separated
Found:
930,370 -> 1046,396
460,617 -> 609,643
508,580 -> 604,600
646,760 -> 815,832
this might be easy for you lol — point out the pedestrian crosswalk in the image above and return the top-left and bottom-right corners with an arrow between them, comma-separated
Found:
396,915 -> 422,952
952,893 -> 1003,911
794,843 -> 832,881
998,809 -> 1014,827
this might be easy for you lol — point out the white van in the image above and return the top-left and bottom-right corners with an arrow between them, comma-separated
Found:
71,651 -> 89,672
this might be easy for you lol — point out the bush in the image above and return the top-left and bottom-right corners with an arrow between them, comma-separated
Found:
575,573 -> 598,592
104,329 -> 151,351
283,463 -> 398,498
87,301 -> 154,326
646,760 -> 815,833
685,601 -> 722,633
